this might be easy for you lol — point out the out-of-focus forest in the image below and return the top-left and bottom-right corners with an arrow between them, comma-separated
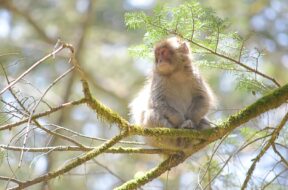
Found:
0,0 -> 287,190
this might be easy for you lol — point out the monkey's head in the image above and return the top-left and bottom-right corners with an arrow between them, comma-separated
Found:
154,37 -> 191,75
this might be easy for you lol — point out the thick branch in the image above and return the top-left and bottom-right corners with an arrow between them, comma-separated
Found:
86,82 -> 288,141
114,83 -> 288,190
215,82 -> 288,136
115,152 -> 188,190
81,75 -> 131,130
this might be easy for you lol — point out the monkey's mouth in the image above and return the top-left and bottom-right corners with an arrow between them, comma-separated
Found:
157,60 -> 170,67
156,61 -> 174,73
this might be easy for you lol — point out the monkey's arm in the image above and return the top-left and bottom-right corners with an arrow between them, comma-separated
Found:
185,95 -> 211,128
161,104 -> 185,127
144,98 -> 185,128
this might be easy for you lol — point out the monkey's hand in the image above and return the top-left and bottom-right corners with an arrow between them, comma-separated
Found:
164,109 -> 185,128
180,120 -> 197,129
197,118 -> 211,129
143,108 -> 177,129
143,105 -> 185,128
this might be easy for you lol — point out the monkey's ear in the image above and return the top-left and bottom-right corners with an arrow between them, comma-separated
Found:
179,42 -> 190,54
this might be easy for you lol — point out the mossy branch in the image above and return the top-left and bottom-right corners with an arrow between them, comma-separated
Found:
78,49 -> 288,190
80,77 -> 288,141
3,42 -> 288,190
114,83 -> 288,190
115,152 -> 188,190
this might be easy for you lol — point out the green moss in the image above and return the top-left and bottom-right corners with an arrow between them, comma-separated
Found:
115,152 -> 187,190
130,125 -> 209,139
216,83 -> 288,137
85,94 -> 130,129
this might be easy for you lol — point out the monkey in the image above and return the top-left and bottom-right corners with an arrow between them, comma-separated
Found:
129,37 -> 216,151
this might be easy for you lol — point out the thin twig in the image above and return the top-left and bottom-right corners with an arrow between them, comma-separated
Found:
261,168 -> 288,189
241,112 -> 288,190
0,176 -> 23,185
19,67 -> 75,166
0,145 -> 177,154
8,130 -> 128,190
92,159 -> 125,183
145,22 -> 281,87
48,124 -> 144,145
196,133 -> 229,190
0,99 -> 86,131
0,45 -> 65,95
33,122 -> 87,148
272,143 -> 288,167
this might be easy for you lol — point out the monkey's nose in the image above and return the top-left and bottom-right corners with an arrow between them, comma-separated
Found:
160,49 -> 166,56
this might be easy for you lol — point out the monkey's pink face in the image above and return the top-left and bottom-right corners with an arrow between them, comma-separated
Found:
154,46 -> 175,74
154,37 -> 190,75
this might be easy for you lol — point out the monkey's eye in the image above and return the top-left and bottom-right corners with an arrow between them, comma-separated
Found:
176,38 -> 183,44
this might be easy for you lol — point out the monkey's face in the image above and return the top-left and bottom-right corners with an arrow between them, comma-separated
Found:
154,37 -> 190,75
154,45 -> 175,74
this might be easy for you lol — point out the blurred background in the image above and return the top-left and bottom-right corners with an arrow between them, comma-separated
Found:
0,0 -> 287,189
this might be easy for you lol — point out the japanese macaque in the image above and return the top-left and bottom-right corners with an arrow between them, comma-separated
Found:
129,37 -> 216,150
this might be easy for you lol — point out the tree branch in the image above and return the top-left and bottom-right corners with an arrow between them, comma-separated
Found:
0,145 -> 177,155
0,99 -> 86,131
110,83 -> 288,190
115,152 -> 188,190
2,41 -> 288,190
0,45 -> 66,95
144,21 -> 281,87
8,130 -> 129,190
241,112 -> 288,190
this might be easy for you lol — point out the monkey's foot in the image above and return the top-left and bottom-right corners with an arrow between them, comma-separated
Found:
180,120 -> 196,129
197,118 -> 211,129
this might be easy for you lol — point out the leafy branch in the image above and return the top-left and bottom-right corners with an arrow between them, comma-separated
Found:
125,1 -> 281,89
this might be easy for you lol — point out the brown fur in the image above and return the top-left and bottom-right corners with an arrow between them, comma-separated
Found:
130,37 -> 216,150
